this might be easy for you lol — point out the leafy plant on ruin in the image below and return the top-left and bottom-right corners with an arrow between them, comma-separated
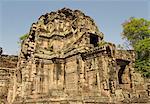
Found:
20,33 -> 29,41
122,17 -> 150,78
18,33 -> 29,44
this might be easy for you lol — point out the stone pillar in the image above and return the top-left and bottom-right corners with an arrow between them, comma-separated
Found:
21,63 -> 31,97
65,56 -> 78,93
80,57 -> 85,89
95,57 -> 101,93
43,64 -> 49,93
101,56 -> 110,96
36,74 -> 41,93
59,61 -> 65,89
48,63 -> 54,89
77,55 -> 84,93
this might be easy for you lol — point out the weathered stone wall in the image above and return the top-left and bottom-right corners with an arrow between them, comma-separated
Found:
0,55 -> 18,103
0,55 -> 18,68
11,8 -> 149,104
1,8 -> 149,104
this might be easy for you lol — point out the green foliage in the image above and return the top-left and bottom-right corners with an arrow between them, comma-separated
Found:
122,17 -> 150,78
19,33 -> 29,41
134,38 -> 150,77
135,59 -> 150,78
122,17 -> 150,46
134,38 -> 150,59
18,33 -> 29,45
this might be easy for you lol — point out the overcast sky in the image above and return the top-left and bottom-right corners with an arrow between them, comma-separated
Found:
0,0 -> 149,55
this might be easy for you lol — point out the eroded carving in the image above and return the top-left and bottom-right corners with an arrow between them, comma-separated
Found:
0,8 -> 149,104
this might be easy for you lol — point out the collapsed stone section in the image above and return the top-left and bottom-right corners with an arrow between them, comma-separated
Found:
5,8 -> 150,104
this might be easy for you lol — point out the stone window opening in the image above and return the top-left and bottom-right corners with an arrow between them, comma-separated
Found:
90,34 -> 99,47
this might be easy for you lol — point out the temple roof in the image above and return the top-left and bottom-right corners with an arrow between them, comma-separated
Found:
28,8 -> 103,39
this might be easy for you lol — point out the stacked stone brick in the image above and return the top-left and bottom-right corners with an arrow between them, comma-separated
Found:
0,8 -> 149,104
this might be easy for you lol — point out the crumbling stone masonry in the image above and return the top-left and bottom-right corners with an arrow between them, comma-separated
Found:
0,54 -> 18,103
0,8 -> 150,104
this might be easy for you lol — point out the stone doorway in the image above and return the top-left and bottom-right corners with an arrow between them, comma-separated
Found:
116,59 -> 130,85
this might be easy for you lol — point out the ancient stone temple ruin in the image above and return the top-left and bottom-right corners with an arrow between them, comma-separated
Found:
0,8 -> 150,104
0,54 -> 18,103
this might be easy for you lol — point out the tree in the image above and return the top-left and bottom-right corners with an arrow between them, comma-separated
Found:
122,17 -> 150,46
122,17 -> 150,78
134,38 -> 150,77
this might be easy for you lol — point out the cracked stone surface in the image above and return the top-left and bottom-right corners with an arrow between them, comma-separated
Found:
0,8 -> 150,104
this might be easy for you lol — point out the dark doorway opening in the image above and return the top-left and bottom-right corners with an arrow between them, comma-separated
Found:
116,59 -> 130,84
118,65 -> 126,84
90,34 -> 99,47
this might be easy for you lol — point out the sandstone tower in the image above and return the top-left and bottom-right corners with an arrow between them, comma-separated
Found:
1,8 -> 149,104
